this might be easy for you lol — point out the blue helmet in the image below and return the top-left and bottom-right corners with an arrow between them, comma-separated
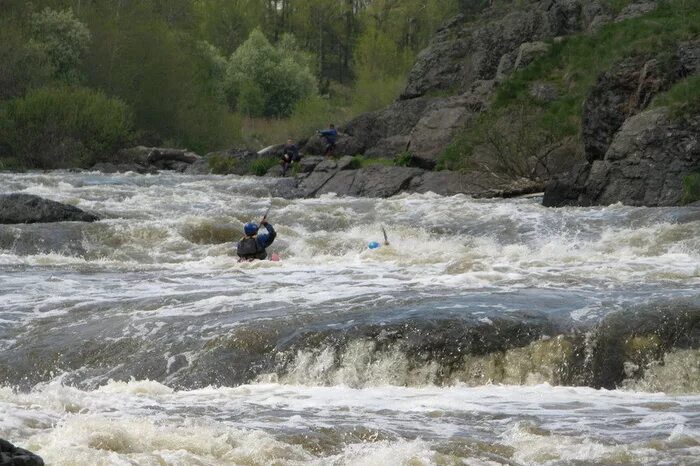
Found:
244,222 -> 259,236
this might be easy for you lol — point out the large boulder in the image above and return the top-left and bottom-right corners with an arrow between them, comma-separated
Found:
545,107 -> 700,207
0,438 -> 44,466
582,55 -> 679,162
0,194 -> 99,224
585,108 -> 700,206
545,39 -> 700,207
317,166 -> 424,198
0,439 -> 43,466
342,97 -> 433,156
297,156 -> 356,197
408,80 -> 495,166
401,0 -> 591,99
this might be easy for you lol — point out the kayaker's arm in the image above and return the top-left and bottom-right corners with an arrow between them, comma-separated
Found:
257,222 -> 276,248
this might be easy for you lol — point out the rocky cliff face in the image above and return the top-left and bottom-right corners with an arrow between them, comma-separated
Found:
544,39 -> 700,207
315,0 -> 614,168
544,108 -> 700,206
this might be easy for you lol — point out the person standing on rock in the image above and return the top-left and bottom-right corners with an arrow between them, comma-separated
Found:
280,139 -> 300,176
318,124 -> 337,157
236,214 -> 276,261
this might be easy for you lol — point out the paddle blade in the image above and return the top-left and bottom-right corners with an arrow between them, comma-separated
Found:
381,226 -> 389,245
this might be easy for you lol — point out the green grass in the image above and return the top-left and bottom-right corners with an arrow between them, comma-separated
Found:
248,156 -> 278,176
208,153 -> 237,175
652,74 -> 700,117
441,0 -> 700,172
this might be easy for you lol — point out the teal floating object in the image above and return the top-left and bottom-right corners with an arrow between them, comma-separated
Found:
368,241 -> 381,250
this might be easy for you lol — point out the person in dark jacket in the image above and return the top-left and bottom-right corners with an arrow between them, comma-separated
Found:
236,219 -> 276,261
280,139 -> 300,176
318,124 -> 337,157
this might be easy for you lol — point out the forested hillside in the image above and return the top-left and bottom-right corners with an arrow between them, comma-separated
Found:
0,0 -> 487,169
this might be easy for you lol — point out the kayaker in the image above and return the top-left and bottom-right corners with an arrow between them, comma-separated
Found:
236,216 -> 276,261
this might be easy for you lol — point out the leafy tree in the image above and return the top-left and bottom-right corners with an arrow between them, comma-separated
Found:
29,7 -> 91,83
194,0 -> 266,54
0,22 -> 54,100
80,2 -> 239,152
351,26 -> 413,111
225,28 -> 317,117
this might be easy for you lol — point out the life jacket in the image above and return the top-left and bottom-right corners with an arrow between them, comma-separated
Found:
237,235 -> 267,260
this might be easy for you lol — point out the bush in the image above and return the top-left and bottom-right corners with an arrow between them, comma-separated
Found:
208,154 -> 237,174
248,156 -> 278,176
81,3 -> 240,154
0,86 -> 134,169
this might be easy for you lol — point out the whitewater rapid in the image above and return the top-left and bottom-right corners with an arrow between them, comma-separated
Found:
1,171 -> 699,465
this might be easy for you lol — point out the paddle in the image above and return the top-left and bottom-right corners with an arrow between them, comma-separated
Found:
260,206 -> 271,225
381,225 -> 389,246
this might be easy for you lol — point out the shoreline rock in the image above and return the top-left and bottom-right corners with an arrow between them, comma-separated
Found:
0,193 -> 99,224
0,438 -> 44,466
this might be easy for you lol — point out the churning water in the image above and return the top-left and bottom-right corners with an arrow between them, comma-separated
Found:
1,171 -> 699,465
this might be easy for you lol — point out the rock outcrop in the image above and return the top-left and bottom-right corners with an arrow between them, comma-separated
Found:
270,155 -> 545,199
91,146 -> 203,174
0,194 -> 99,224
0,438 -> 44,466
331,0 -> 610,168
545,39 -> 700,207
545,108 -> 700,207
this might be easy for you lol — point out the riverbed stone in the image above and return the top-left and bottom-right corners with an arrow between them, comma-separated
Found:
0,438 -> 44,466
0,194 -> 99,224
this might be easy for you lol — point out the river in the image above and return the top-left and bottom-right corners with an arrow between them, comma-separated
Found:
1,171 -> 699,465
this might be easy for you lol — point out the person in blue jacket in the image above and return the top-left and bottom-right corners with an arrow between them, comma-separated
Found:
318,123 -> 337,157
236,218 -> 276,261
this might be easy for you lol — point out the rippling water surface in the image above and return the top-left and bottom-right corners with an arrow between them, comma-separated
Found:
1,171 -> 699,465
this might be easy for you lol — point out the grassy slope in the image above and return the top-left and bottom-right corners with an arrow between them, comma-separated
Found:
440,0 -> 700,171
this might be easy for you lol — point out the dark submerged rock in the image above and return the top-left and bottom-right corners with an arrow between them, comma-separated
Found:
0,194 -> 99,224
0,438 -> 44,466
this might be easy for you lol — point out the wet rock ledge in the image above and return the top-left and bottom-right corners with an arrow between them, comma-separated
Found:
0,438 -> 43,466
0,193 -> 99,224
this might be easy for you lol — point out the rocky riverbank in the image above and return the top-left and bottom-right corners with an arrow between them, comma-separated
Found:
36,0 -> 699,206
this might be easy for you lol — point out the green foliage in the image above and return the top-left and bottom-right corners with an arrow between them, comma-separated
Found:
248,156 -> 278,176
81,2 -> 239,153
0,86 -> 134,169
29,7 -> 90,83
225,29 -> 317,118
681,172 -> 700,205
393,152 -> 414,167
653,74 -> 700,117
193,0 -> 265,55
0,21 -> 54,100
351,26 -> 413,113
442,0 -> 700,174
208,154 -> 237,175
